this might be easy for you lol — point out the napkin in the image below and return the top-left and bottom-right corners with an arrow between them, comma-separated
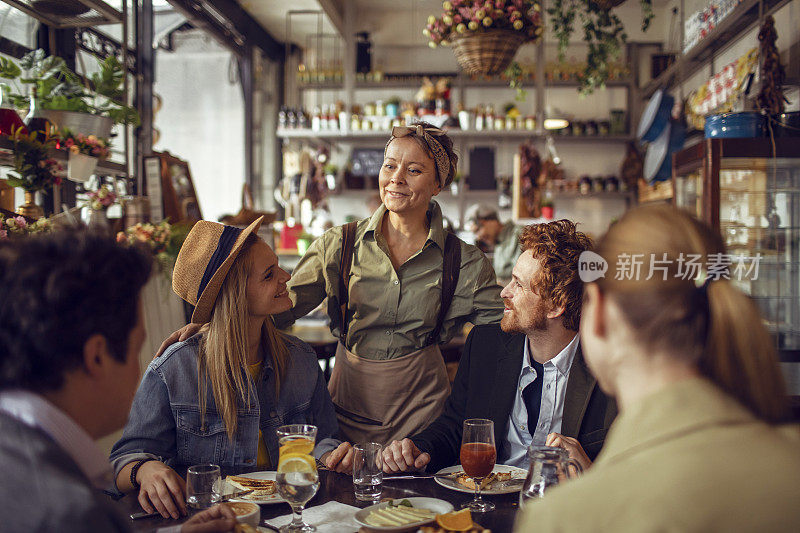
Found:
264,501 -> 361,532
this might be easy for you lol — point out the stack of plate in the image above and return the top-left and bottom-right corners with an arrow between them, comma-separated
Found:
637,88 -> 685,183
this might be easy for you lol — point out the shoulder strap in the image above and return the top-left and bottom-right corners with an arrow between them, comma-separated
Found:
338,221 -> 358,343
427,232 -> 462,346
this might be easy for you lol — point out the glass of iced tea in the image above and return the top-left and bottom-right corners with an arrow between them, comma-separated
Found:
459,418 -> 496,512
276,424 -> 319,532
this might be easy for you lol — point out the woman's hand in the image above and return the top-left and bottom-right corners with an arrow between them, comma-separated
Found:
382,438 -> 430,473
180,503 -> 237,532
155,323 -> 203,358
137,460 -> 188,519
320,442 -> 355,474
546,432 -> 593,472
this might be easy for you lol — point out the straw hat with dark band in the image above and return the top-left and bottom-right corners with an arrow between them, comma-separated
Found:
172,216 -> 264,324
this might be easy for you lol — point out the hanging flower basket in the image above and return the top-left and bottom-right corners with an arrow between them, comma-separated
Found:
68,152 -> 99,183
424,1 -> 543,78
452,29 -> 528,76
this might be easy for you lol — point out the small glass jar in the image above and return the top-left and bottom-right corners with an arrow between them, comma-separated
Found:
525,116 -> 536,130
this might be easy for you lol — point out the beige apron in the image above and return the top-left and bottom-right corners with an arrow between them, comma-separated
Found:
328,341 -> 451,445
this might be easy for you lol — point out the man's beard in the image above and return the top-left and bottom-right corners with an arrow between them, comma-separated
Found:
501,298 -> 548,334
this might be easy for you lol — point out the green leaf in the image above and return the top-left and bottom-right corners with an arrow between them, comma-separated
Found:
0,57 -> 21,79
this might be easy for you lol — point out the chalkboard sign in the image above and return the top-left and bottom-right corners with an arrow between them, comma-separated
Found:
350,148 -> 385,178
468,146 -> 496,190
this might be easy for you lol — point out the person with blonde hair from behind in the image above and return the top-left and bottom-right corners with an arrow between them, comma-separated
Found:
516,204 -> 800,532
111,217 -> 339,521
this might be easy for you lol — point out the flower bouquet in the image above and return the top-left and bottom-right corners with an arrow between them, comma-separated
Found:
86,184 -> 117,211
424,1 -> 543,76
60,129 -> 111,183
0,213 -> 52,240
117,220 -> 191,275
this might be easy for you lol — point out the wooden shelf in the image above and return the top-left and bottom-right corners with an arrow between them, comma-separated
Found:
0,137 -> 127,176
642,0 -> 792,98
278,128 -> 633,143
299,77 -> 633,91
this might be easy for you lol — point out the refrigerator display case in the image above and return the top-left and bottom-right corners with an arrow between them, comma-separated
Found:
672,138 -> 800,358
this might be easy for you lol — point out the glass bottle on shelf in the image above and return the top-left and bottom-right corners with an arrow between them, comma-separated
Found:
25,87 -> 51,141
0,87 -> 27,136
485,105 -> 495,131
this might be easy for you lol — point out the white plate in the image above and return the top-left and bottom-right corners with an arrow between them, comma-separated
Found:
225,471 -> 285,505
353,497 -> 453,532
434,465 -> 527,495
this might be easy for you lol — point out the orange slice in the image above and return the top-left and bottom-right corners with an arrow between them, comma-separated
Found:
435,509 -> 473,531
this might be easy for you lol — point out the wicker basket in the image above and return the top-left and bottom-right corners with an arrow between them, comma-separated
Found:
451,29 -> 528,76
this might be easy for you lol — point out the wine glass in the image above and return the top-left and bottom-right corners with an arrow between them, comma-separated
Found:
459,418 -> 496,512
275,424 -> 319,532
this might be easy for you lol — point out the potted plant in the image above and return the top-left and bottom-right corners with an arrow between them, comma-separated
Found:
424,1 -> 544,76
84,183 -> 117,228
60,129 -> 111,182
547,0 -> 654,94
0,50 -> 140,138
6,126 -> 62,219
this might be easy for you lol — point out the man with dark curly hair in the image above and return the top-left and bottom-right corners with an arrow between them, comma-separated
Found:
0,229 -> 237,532
383,220 -> 617,473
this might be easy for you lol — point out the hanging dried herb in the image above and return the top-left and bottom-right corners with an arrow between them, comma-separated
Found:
756,16 -> 787,115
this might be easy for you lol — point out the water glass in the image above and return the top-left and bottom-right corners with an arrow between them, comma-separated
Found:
186,464 -> 221,509
276,424 -> 319,532
352,442 -> 383,501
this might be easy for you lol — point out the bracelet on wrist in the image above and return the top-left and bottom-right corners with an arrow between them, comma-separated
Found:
130,458 -> 156,491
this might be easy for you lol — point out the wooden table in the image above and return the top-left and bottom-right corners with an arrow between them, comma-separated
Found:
118,468 -> 520,532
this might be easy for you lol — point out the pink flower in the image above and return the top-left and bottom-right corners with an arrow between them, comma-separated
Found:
64,138 -> 74,148
0,229 -> 6,240
14,216 -> 26,229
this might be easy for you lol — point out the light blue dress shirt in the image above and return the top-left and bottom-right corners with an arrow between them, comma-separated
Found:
501,334 -> 579,468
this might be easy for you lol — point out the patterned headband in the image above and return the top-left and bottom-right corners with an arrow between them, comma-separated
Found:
385,124 -> 451,186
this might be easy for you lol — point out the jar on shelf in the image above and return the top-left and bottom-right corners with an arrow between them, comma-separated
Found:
585,120 -> 598,136
375,100 -> 385,117
604,175 -> 619,192
351,114 -> 361,131
592,176 -> 605,192
364,102 -> 376,117
579,176 -> 592,194
571,121 -> 584,136
525,116 -> 536,130
598,120 -> 610,136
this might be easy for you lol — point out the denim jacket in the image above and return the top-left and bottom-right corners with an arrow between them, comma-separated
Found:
109,333 -> 339,482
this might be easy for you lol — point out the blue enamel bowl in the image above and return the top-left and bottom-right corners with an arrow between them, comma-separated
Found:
705,112 -> 766,138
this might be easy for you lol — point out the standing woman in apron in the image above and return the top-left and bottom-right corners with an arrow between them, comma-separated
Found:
273,122 -> 503,450
158,122 -> 504,470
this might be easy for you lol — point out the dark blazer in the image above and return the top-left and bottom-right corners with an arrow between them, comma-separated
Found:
412,324 -> 617,473
0,412 -> 131,532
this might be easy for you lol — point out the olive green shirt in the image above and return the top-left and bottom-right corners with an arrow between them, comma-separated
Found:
275,202 -> 503,360
515,377 -> 800,532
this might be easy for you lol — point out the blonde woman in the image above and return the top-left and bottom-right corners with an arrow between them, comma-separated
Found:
159,122 -> 504,453
110,217 -> 338,520
516,205 -> 800,531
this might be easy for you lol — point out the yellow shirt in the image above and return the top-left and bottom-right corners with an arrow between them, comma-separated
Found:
274,201 -> 503,360
246,361 -> 270,469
